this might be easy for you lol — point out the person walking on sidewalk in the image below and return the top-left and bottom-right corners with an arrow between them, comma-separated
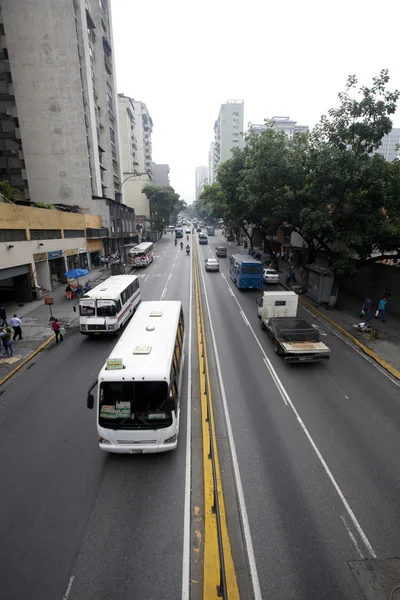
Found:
0,305 -> 7,327
10,314 -> 22,340
378,296 -> 387,322
52,318 -> 64,344
361,297 -> 372,322
3,327 -> 13,357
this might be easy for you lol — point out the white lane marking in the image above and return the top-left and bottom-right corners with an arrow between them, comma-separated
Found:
293,294 -> 400,389
156,273 -> 161,278
181,248 -> 193,600
62,576 -> 75,600
240,309 -> 250,327
198,249 -> 263,600
340,515 -> 364,559
218,271 -> 377,558
160,250 -> 179,301
144,274 -> 149,282
311,323 -> 328,336
227,286 -> 234,297
153,264 -> 157,269
263,358 -> 288,406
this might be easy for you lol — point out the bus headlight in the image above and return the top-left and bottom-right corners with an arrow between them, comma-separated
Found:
107,325 -> 114,330
164,434 -> 177,444
98,437 -> 111,444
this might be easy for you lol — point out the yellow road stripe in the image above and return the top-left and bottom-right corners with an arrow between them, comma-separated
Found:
193,244 -> 240,600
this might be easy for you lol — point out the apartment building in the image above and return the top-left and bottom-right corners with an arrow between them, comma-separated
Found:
208,142 -> 216,184
211,100 -> 244,177
195,166 -> 208,200
132,101 -> 153,178
0,0 -> 123,208
376,128 -> 400,162
247,117 -> 309,141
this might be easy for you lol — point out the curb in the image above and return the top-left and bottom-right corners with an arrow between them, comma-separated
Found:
0,334 -> 54,387
279,280 -> 400,381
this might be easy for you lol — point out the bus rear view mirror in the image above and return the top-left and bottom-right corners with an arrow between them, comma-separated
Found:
167,396 -> 176,413
73,305 -> 77,313
87,393 -> 94,409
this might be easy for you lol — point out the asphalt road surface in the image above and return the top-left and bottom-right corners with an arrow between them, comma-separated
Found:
1,231 -> 400,600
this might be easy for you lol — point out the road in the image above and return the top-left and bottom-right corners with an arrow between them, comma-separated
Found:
197,232 -> 400,599
0,236 -> 192,600
1,231 -> 400,600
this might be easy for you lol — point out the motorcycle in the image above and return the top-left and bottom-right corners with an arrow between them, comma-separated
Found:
180,242 -> 183,250
174,239 -> 177,246
186,247 -> 190,255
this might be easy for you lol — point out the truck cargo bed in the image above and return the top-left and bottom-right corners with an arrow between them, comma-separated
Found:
268,318 -> 320,342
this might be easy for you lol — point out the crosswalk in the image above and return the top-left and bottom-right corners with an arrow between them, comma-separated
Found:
136,272 -> 162,278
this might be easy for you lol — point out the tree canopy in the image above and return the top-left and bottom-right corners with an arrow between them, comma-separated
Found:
142,184 -> 183,231
200,70 -> 400,275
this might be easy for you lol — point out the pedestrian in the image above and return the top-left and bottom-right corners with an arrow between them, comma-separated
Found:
0,304 -> 7,326
10,314 -> 22,341
3,327 -> 13,357
377,296 -> 387,322
105,257 -> 109,269
52,318 -> 64,344
361,297 -> 372,322
65,283 -> 73,300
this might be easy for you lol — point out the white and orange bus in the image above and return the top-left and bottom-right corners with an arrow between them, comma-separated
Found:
129,242 -> 154,267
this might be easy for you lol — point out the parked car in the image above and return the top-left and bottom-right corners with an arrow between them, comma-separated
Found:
263,268 -> 279,284
205,258 -> 219,272
216,246 -> 227,258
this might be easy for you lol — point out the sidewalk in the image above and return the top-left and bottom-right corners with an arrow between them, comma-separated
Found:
278,260 -> 400,377
0,266 -> 110,385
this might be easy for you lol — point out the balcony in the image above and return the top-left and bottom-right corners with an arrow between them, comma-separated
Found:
104,54 -> 112,75
103,37 -> 112,57
86,227 -> 108,239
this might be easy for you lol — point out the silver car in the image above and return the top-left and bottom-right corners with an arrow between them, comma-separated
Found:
205,258 -> 219,272
263,268 -> 279,284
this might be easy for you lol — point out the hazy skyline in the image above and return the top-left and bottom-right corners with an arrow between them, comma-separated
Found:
111,0 -> 400,204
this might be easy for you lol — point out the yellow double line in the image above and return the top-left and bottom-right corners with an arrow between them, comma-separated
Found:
193,245 -> 240,600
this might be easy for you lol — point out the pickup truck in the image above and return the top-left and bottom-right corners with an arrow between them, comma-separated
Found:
257,291 -> 330,362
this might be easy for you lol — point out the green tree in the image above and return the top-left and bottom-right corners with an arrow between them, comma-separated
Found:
142,185 -> 181,232
0,181 -> 20,204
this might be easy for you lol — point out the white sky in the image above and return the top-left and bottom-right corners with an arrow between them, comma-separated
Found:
111,0 -> 400,204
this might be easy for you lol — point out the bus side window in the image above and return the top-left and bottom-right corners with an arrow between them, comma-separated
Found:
128,284 -> 133,297
133,280 -> 139,292
116,299 -> 122,313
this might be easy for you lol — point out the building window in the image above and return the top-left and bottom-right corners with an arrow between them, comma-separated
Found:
0,229 -> 26,242
30,229 -> 61,240
63,229 -> 85,238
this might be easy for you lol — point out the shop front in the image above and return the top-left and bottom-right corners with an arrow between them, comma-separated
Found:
79,248 -> 89,269
66,249 -> 80,271
48,250 -> 66,287
87,239 -> 104,268
33,252 -> 51,297
0,264 -> 34,303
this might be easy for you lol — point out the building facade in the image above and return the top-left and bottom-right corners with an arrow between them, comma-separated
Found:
0,0 -> 122,209
132,101 -> 153,178
0,203 -> 107,302
376,128 -> 400,162
211,100 -> 244,177
117,94 -> 138,176
152,164 -> 170,187
247,117 -> 309,142
208,142 -> 216,184
195,166 -> 208,200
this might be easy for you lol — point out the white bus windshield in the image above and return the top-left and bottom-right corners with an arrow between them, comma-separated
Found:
80,300 -> 95,316
97,300 -> 117,316
99,381 -> 171,428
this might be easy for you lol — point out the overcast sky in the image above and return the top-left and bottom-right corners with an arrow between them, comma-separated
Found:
111,0 -> 400,204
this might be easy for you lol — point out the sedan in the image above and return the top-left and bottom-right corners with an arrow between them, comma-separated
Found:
263,268 -> 279,284
205,258 -> 219,272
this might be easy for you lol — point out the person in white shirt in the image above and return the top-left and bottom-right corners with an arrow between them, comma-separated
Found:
10,314 -> 22,341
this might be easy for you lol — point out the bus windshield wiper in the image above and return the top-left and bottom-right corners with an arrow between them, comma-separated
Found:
135,414 -> 152,428
113,413 -> 133,430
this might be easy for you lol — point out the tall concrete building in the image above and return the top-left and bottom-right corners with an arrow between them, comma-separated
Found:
376,128 -> 400,161
152,164 -> 170,187
211,100 -> 244,177
208,142 -> 216,184
247,117 -> 309,142
117,94 -> 152,236
0,0 -> 123,208
132,101 -> 153,178
195,166 -> 208,200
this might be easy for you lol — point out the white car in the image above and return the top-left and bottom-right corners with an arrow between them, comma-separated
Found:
186,229 -> 191,234
205,258 -> 219,272
263,268 -> 279,284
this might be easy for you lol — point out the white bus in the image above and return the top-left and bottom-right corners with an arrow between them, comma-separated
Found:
87,301 -> 185,453
79,275 -> 141,336
129,242 -> 154,267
